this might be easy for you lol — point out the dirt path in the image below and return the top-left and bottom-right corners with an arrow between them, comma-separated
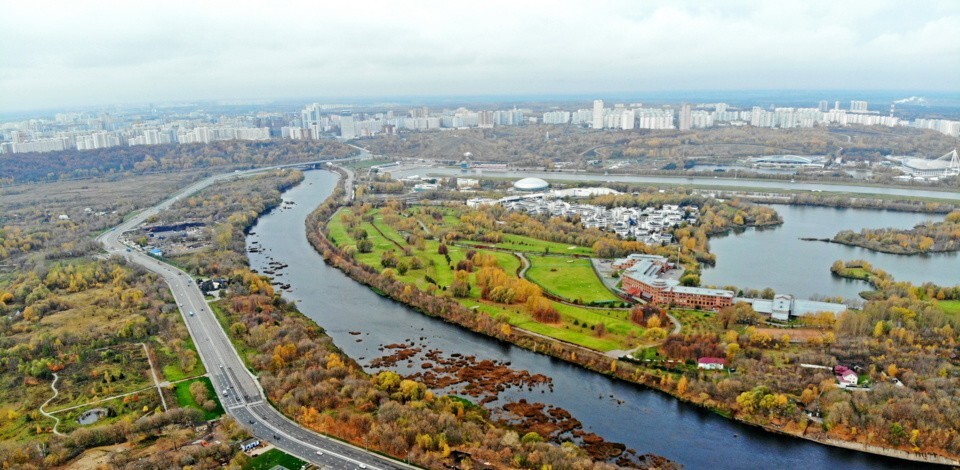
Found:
139,342 -> 168,411
39,373 -> 64,436
46,385 -> 157,415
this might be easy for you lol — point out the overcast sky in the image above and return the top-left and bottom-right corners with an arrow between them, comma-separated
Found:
1,0 -> 958,112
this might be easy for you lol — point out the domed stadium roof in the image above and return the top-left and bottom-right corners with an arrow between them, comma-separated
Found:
513,177 -> 549,191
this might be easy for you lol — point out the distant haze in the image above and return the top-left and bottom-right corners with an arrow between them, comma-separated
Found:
1,0 -> 959,113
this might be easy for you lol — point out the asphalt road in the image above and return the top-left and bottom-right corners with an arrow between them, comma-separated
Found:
97,157 -> 415,470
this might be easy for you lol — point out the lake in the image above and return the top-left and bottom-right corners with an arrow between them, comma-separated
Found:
702,205 -> 958,300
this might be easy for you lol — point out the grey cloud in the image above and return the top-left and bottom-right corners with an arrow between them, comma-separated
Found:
1,0 -> 958,112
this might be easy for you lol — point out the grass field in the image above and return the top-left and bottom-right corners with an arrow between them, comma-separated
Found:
160,335 -> 205,382
835,266 -> 875,282
459,299 -> 644,352
173,377 -> 225,420
672,309 -> 723,335
937,300 -> 960,317
243,449 -> 306,470
475,233 -> 595,256
524,255 -> 619,304
328,206 -> 647,352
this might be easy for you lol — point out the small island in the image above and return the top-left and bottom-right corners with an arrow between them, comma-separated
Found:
829,210 -> 960,254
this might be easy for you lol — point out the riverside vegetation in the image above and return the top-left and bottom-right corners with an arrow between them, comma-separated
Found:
156,168 -> 660,469
831,210 -> 960,254
311,175 -> 960,465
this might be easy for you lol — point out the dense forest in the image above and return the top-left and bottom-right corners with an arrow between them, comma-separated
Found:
0,139 -> 356,185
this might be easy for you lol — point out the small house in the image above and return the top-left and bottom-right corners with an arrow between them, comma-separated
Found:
697,357 -> 726,370
239,438 -> 261,452
834,365 -> 858,387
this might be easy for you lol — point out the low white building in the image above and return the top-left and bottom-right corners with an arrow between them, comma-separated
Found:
457,178 -> 479,190
698,357 -> 726,370
738,295 -> 847,321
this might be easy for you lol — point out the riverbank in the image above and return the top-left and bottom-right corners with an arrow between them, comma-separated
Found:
308,168 -> 960,468
803,236 -> 959,256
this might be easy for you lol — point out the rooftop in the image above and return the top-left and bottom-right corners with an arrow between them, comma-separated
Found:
672,285 -> 734,297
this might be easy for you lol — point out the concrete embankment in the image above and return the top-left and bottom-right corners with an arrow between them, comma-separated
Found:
813,438 -> 960,467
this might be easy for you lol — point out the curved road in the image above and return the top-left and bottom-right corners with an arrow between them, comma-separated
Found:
98,157 -> 415,470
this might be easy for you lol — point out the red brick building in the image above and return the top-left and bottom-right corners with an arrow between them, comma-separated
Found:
620,255 -> 734,311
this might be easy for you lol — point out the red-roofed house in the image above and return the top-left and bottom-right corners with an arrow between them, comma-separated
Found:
834,365 -> 858,387
697,357 -> 727,370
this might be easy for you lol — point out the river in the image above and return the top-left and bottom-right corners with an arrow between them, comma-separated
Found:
703,205 -> 959,300
390,166 -> 960,201
245,170 -> 938,469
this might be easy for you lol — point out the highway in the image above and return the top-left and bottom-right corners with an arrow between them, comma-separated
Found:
97,157 -> 415,470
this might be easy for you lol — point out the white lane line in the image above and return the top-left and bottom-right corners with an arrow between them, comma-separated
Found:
250,407 -> 382,470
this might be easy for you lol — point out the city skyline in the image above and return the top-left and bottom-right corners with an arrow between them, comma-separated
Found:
2,0 -> 959,113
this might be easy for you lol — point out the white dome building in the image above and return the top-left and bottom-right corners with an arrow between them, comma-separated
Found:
513,177 -> 549,191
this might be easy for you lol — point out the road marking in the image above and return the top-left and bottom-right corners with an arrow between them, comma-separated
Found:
248,407 -> 383,470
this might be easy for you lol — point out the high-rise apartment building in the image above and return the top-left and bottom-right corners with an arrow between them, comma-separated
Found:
679,103 -> 692,131
592,100 -> 604,129
620,110 -> 635,130
339,113 -> 356,139
850,100 -> 868,112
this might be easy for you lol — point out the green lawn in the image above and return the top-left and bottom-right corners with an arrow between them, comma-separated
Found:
326,208 -> 355,246
937,300 -> 960,317
835,266 -> 875,282
672,309 -> 722,335
173,377 -> 224,420
472,233 -> 594,256
328,206 -> 648,352
243,448 -> 306,470
160,335 -> 205,382
525,255 -> 619,304
460,299 -> 643,352
370,216 -> 408,247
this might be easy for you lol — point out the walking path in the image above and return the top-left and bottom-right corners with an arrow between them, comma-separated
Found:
139,342 -> 168,411
46,386 -> 156,414
365,217 -> 682,359
39,373 -> 64,436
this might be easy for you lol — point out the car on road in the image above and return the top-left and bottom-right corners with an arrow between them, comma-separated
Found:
189,311 -> 194,316
316,450 -> 324,455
